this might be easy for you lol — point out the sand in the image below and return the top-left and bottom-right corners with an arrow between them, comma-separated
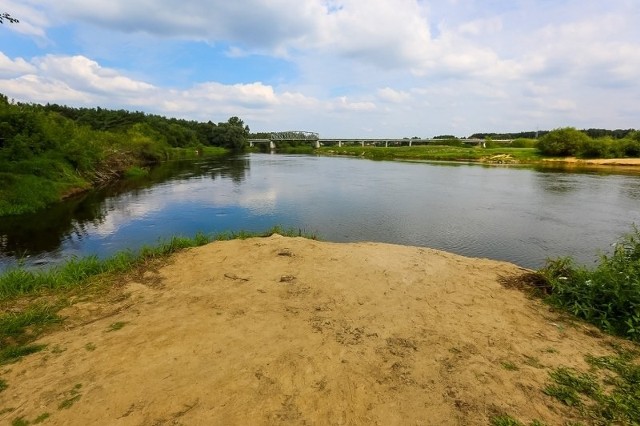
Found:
0,235 -> 633,425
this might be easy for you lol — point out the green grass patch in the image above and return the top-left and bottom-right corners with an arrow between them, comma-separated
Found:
122,166 -> 149,178
501,361 -> 519,371
317,145 -> 542,163
543,349 -> 640,423
0,305 -> 61,344
11,417 -> 29,426
490,415 -> 546,426
0,344 -> 47,365
33,413 -> 50,424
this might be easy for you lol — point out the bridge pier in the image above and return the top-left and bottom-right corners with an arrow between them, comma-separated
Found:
270,141 -> 275,150
338,141 -> 342,147
361,141 -> 365,147
315,140 -> 320,149
409,140 -> 412,147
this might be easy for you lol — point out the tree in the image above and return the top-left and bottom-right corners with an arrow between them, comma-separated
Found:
211,117 -> 249,152
0,13 -> 19,24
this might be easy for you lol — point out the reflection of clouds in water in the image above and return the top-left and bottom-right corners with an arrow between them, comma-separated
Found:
90,177 -> 280,237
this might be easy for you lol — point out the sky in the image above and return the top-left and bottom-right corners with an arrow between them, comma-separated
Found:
0,0 -> 638,138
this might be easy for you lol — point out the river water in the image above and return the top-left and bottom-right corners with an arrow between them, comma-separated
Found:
1,153 -> 639,271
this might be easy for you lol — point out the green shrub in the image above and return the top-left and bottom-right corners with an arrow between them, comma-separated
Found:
541,227 -> 640,340
577,137 -> 614,159
537,127 -> 591,157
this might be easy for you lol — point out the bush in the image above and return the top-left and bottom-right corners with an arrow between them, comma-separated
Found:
541,227 -> 640,341
616,133 -> 640,157
577,137 -> 614,159
537,127 -> 591,157
510,138 -> 537,148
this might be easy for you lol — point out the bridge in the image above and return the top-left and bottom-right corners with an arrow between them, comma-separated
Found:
248,131 -> 513,149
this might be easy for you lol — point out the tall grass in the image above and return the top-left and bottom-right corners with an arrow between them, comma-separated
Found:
541,227 -> 640,341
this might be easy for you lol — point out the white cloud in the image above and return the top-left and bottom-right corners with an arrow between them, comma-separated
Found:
1,0 -> 639,136
0,53 -> 36,78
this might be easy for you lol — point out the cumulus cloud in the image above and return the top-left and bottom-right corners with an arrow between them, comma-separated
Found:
0,53 -> 36,78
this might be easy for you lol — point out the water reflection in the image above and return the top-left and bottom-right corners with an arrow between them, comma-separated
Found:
0,155 -> 249,261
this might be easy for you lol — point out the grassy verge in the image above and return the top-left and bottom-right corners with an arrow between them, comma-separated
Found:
0,146 -> 229,217
316,145 -> 542,163
0,227 -> 315,366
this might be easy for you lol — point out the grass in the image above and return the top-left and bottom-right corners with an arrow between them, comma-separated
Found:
0,378 -> 7,393
58,384 -> 82,410
543,348 -> 640,423
501,361 -> 519,371
0,344 -> 48,365
316,145 -> 542,163
490,415 -> 546,426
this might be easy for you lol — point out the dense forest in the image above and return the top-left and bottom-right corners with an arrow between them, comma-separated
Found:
0,94 -> 248,215
469,128 -> 636,140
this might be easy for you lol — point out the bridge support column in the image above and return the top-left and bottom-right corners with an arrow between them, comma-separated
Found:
338,141 -> 342,147
315,140 -> 320,149
270,141 -> 275,150
385,141 -> 388,148
361,141 -> 365,147
249,141 -> 254,147
409,140 -> 412,147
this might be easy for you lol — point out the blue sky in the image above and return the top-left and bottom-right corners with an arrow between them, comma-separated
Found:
0,0 -> 638,137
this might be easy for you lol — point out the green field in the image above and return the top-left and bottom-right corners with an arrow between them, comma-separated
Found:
316,145 -> 543,163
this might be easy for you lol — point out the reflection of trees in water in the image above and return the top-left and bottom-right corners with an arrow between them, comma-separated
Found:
0,155 -> 249,257
534,171 -> 578,194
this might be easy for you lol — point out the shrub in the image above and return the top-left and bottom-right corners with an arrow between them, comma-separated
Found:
541,227 -> 640,341
537,127 -> 591,157
577,137 -> 614,159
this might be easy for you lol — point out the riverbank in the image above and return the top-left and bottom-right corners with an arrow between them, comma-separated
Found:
316,146 -> 640,169
0,146 -> 228,217
1,235 -> 637,425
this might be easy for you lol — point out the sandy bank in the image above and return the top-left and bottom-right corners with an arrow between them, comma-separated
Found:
0,236 -> 633,425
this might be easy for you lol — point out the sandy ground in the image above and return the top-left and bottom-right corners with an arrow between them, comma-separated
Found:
0,235 -> 633,425
543,157 -> 640,167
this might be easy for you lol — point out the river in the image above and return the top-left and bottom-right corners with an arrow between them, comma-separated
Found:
1,153 -> 639,271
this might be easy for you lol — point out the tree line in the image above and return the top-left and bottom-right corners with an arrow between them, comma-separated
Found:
0,94 -> 249,215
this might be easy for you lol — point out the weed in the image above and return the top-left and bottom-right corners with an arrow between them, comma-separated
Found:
544,349 -> 640,423
0,344 -> 47,365
58,394 -> 81,410
0,305 -> 61,345
501,361 -> 519,371
0,378 -> 7,393
58,384 -> 82,410
33,413 -> 50,424
85,342 -> 96,351
11,417 -> 28,426
490,415 -> 522,426
107,321 -> 127,332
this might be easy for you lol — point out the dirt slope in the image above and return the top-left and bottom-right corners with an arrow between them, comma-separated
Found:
0,235 -> 631,425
